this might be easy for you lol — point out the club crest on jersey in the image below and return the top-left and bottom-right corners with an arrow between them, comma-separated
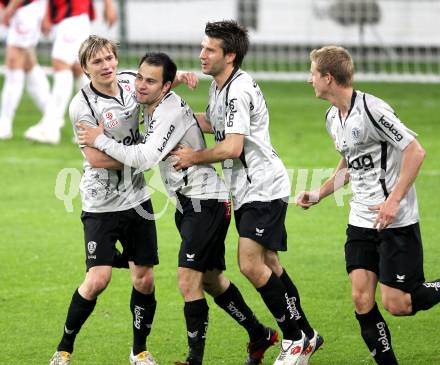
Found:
104,111 -> 119,129
351,127 -> 363,145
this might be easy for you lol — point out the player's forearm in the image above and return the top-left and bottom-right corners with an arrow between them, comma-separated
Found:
84,147 -> 123,170
389,140 -> 425,202
319,158 -> 349,200
94,135 -> 161,171
192,139 -> 241,165
195,113 -> 213,134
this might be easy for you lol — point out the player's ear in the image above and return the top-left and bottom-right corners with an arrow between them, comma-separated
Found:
163,80 -> 172,93
225,52 -> 236,66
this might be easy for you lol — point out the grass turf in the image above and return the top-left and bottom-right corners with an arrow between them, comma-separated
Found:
0,79 -> 439,364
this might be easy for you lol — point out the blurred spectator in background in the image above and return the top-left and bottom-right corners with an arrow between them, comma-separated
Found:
0,0 -> 49,140
24,0 -> 117,144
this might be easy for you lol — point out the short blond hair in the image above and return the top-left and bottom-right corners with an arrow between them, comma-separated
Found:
310,46 -> 354,87
79,35 -> 119,71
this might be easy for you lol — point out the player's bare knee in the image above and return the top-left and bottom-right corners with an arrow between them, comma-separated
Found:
352,290 -> 374,313
85,274 -> 111,296
382,297 -> 411,316
130,265 -> 154,293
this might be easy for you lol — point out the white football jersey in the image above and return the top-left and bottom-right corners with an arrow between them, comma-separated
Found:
326,90 -> 419,228
94,91 -> 229,200
69,71 -> 150,213
206,68 -> 291,209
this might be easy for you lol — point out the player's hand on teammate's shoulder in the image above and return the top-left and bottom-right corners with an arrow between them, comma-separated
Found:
175,71 -> 199,90
295,191 -> 320,210
77,121 -> 105,146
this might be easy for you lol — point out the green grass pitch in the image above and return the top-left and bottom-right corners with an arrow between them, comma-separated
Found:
0,78 -> 439,364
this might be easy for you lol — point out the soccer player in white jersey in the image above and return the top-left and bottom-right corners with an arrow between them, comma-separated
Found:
172,20 -> 322,365
297,46 -> 440,365
0,0 -> 50,140
77,51 -> 280,365
49,36 -> 196,365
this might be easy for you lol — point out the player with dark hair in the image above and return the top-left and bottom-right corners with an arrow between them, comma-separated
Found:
297,45 -> 440,365
77,51 -> 279,365
49,36 -> 197,365
172,20 -> 322,365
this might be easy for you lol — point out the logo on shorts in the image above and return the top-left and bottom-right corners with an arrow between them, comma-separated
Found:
396,274 -> 406,283
255,228 -> 264,237
87,241 -> 97,254
186,253 -> 195,262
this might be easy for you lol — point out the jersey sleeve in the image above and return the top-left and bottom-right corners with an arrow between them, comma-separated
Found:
69,94 -> 99,147
364,94 -> 417,151
224,82 -> 251,136
94,98 -> 187,171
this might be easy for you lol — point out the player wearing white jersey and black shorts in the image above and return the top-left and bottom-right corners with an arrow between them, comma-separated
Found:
49,36 -> 160,365
297,46 -> 440,365
78,51 -> 281,365
173,21 -> 322,365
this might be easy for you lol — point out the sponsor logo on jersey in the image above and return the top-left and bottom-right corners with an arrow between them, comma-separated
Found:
157,125 -> 175,153
347,153 -> 374,171
376,322 -> 391,352
227,98 -> 237,127
111,128 -> 141,146
104,111 -> 119,129
378,116 -> 403,142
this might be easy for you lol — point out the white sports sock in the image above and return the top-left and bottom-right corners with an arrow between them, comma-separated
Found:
0,69 -> 25,124
42,70 -> 74,128
26,65 -> 50,113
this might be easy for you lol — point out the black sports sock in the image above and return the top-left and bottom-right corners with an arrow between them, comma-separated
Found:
57,289 -> 97,353
184,299 -> 209,365
355,303 -> 398,365
411,279 -> 440,314
130,287 -> 157,356
279,269 -> 314,339
257,272 -> 302,341
214,282 -> 265,341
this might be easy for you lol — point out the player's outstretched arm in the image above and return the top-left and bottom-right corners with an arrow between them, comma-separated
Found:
296,157 -> 349,209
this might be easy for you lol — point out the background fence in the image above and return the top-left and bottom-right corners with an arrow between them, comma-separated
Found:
2,0 -> 440,82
